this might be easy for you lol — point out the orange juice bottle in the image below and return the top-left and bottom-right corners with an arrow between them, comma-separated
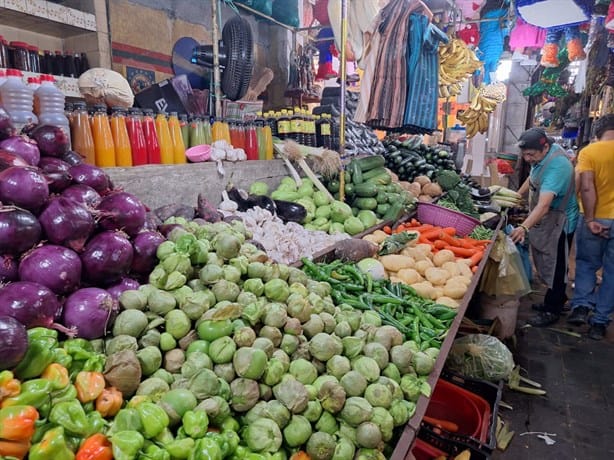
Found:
110,107 -> 132,167
212,118 -> 231,143
155,112 -> 174,164
91,104 -> 116,167
263,124 -> 273,160
70,101 -> 96,165
168,112 -> 186,164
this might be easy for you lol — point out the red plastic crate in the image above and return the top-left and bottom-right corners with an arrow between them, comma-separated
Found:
411,438 -> 447,460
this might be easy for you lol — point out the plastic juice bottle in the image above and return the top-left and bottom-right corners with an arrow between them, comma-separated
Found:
263,123 -> 273,160
212,119 -> 223,142
244,121 -> 259,161
168,112 -> 186,164
203,117 -> 212,144
188,117 -> 199,148
142,109 -> 161,164
222,119 -> 231,144
70,101 -> 95,165
0,68 -> 38,132
126,108 -> 148,166
91,104 -> 116,167
110,107 -> 132,167
277,109 -> 290,140
35,74 -> 71,144
255,112 -> 266,160
155,112 -> 174,164
179,114 -> 189,148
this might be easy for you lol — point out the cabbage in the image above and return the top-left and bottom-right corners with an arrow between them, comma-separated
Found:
356,258 -> 386,281
344,217 -> 365,236
357,210 -> 377,228
330,200 -> 353,223
249,182 -> 269,195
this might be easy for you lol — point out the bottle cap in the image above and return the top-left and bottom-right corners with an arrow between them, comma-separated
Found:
27,45 -> 39,52
6,68 -> 23,77
9,41 -> 29,48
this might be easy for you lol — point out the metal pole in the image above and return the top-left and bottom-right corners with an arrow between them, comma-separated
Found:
339,0 -> 348,156
212,0 -> 223,117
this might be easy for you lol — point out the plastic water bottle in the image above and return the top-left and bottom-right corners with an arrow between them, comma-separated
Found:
0,68 -> 37,131
35,74 -> 70,143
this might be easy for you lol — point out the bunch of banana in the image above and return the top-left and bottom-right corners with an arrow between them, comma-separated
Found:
457,84 -> 506,138
438,38 -> 482,98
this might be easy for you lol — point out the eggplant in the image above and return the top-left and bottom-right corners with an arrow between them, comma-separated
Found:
227,187 -> 277,215
251,195 -> 277,215
273,199 -> 307,223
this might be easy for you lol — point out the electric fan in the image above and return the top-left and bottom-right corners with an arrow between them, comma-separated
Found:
191,15 -> 254,101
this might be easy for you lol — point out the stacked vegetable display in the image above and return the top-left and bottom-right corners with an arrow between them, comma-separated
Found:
382,137 -> 456,183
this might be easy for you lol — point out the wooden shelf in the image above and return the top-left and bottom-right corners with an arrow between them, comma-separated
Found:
1,68 -> 82,98
0,0 -> 96,37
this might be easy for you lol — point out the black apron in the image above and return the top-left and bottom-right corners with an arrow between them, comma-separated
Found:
527,149 -> 573,288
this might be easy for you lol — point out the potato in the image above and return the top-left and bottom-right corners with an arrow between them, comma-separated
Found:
416,244 -> 433,257
380,254 -> 415,272
415,259 -> 434,276
425,267 -> 450,286
448,275 -> 472,287
433,287 -> 444,299
442,261 -> 460,277
457,263 -> 473,278
436,296 -> 459,308
407,182 -> 422,197
418,194 -> 432,202
397,268 -> 423,285
422,182 -> 443,197
443,281 -> 467,299
362,234 -> 380,244
363,230 -> 388,244
389,276 -> 404,284
411,281 -> 437,299
433,249 -> 455,267
401,247 -> 429,261
414,175 -> 432,186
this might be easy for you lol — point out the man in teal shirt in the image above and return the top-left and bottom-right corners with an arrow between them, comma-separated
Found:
511,128 -> 579,326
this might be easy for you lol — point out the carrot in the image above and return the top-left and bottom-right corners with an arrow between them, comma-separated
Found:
470,239 -> 493,246
409,218 -> 420,227
412,224 -> 435,233
444,245 -> 479,257
421,228 -> 444,241
440,232 -> 461,247
433,240 -> 447,250
472,265 -> 479,273
442,227 -> 457,236
419,234 -> 435,245
468,250 -> 484,267
383,225 -> 392,235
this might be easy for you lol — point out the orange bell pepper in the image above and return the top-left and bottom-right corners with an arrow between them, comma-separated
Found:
0,371 -> 21,402
95,387 -> 123,418
0,439 -> 30,460
0,405 -> 39,441
75,371 -> 106,404
41,363 -> 70,390
76,433 -> 113,460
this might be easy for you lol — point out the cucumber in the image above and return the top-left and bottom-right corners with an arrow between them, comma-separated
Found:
350,160 -> 364,184
355,155 -> 386,172
344,183 -> 355,196
383,201 -> 405,222
367,173 -> 392,186
376,203 -> 391,216
353,182 -> 378,198
362,167 -> 388,181
375,191 -> 388,204
353,197 -> 378,211
387,193 -> 401,204
328,180 -> 340,193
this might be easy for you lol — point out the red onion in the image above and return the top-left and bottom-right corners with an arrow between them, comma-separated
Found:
107,277 -> 140,301
61,184 -> 102,208
61,150 -> 84,166
62,288 -> 118,339
0,281 -> 71,334
0,150 -> 29,171
19,244 -> 82,295
81,231 -> 134,286
69,164 -> 111,193
0,135 -> 40,166
0,167 -> 49,212
0,255 -> 18,283
131,231 -> 165,276
0,107 -> 15,141
0,316 -> 28,370
38,197 -> 95,252
97,191 -> 146,236
30,125 -> 69,157
38,157 -> 73,192
0,206 -> 42,255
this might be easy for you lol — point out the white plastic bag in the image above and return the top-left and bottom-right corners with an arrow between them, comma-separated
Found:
78,68 -> 134,108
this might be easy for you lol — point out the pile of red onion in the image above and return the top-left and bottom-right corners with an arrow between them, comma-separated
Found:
0,116 -> 165,345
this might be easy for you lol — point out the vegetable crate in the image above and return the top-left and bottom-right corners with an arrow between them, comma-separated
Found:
417,371 -> 503,457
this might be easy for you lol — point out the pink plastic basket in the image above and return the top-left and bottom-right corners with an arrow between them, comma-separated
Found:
417,202 -> 480,237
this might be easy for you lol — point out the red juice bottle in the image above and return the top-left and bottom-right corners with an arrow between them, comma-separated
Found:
142,109 -> 161,164
126,108 -> 148,165
244,121 -> 258,161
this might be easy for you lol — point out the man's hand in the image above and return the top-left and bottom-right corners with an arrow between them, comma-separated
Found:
510,226 -> 526,244
588,220 -> 609,238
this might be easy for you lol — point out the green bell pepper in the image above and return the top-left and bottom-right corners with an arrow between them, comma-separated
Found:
138,444 -> 171,460
1,379 -> 52,410
29,426 -> 74,460
62,338 -> 105,375
231,447 -> 266,460
48,399 -> 91,437
153,427 -> 174,445
112,430 -> 145,460
136,402 -> 169,439
13,328 -> 57,380
52,348 -> 73,369
219,417 -> 240,433
182,410 -> 209,439
221,430 -> 239,455
110,408 -> 143,434
188,438 -> 223,460
51,384 -> 78,405
87,410 -> 107,435
165,438 -> 195,459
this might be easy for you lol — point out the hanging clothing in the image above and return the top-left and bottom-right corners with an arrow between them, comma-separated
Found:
478,8 -> 509,84
354,13 -> 383,123
509,18 -> 546,50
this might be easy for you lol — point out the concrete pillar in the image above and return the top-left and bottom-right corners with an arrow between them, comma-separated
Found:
501,61 -> 533,156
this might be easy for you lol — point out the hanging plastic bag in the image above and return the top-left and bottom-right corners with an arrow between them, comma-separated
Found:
446,334 -> 515,381
479,231 -> 531,297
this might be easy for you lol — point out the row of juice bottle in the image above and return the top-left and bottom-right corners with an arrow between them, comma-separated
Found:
70,104 -> 187,167
264,108 -> 333,149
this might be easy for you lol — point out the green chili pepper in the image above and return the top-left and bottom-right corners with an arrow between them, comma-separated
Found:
29,426 -> 74,460
182,410 -> 209,439
49,400 -> 91,437
111,430 -> 145,460
137,402 -> 169,439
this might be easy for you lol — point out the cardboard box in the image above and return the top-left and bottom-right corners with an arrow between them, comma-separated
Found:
223,100 -> 264,121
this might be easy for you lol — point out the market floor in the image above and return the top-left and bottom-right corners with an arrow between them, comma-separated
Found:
493,290 -> 614,460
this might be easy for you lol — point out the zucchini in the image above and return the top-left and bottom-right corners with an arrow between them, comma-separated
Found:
344,183 -> 355,196
367,173 -> 392,186
344,171 -> 352,184
355,155 -> 386,172
354,182 -> 378,198
383,201 -> 405,222
362,167 -> 388,181
353,197 -> 378,210
328,180 -> 340,193
350,160 -> 364,184
376,203 -> 390,216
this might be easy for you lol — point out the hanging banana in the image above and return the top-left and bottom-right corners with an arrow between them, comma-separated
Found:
438,38 -> 482,98
457,83 -> 507,138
